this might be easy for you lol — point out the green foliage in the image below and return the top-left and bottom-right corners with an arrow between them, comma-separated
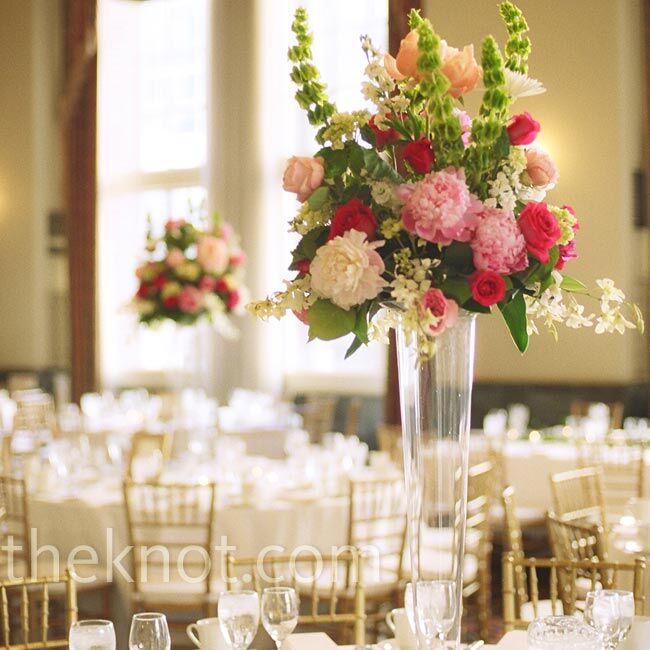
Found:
499,291 -> 529,353
289,8 -> 336,141
499,1 -> 531,73
409,10 -> 464,168
560,275 -> 588,294
289,226 -> 328,269
308,299 -> 357,340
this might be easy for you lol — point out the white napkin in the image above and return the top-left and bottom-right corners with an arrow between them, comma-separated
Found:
285,632 -> 338,650
621,616 -> 650,649
495,630 -> 528,648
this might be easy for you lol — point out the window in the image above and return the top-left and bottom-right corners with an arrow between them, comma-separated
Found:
257,0 -> 389,395
97,0 -> 208,388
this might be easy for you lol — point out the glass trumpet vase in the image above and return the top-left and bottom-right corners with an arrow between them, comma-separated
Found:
397,312 -> 477,649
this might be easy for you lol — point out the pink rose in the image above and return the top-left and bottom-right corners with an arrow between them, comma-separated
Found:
178,286 -> 203,314
470,206 -> 528,274
198,276 -> 218,292
394,30 -> 421,79
523,148 -> 559,188
420,288 -> 459,335
440,41 -> 481,98
229,249 -> 247,267
197,236 -> 229,274
507,112 -> 540,146
166,248 -> 185,269
219,222 -> 233,241
164,219 -> 186,231
282,156 -> 325,203
400,167 -> 481,245
227,291 -> 241,311
518,202 -> 561,264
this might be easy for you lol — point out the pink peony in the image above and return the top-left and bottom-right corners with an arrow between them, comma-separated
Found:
440,41 -> 481,98
420,288 -> 459,335
198,276 -> 218,292
178,286 -> 203,314
453,108 -> 472,147
470,206 -> 529,274
282,156 -> 325,202
399,167 -> 481,245
522,148 -> 559,188
197,236 -> 229,274
166,248 -> 186,269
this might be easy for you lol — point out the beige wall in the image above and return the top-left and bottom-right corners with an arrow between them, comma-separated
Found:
424,0 -> 649,384
0,0 -> 64,368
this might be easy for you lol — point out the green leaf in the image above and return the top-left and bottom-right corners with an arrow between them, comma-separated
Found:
307,186 -> 330,211
443,241 -> 474,273
499,291 -> 529,353
362,149 -> 402,183
290,226 -> 328,268
317,148 -> 348,178
308,299 -> 356,341
344,336 -> 364,359
347,142 -> 366,176
560,275 -> 588,294
463,299 -> 491,314
353,301 -> 371,344
441,278 -> 471,305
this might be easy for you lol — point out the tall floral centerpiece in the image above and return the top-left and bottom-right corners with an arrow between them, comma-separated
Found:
249,4 -> 643,646
134,213 -> 247,390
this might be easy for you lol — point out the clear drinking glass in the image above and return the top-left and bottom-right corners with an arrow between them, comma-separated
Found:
527,616 -> 602,649
604,590 -> 635,644
261,586 -> 299,648
404,581 -> 456,648
218,590 -> 260,650
69,620 -> 116,650
584,591 -> 622,649
129,612 -> 171,650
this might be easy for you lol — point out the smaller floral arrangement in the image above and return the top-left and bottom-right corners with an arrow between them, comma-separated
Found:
133,213 -> 247,330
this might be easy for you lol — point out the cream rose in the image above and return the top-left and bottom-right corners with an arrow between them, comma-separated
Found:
282,156 -> 325,203
310,229 -> 386,310
197,236 -> 229,274
440,41 -> 481,98
522,148 -> 559,188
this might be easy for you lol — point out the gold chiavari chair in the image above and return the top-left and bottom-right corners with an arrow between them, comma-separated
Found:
11,393 -> 57,437
344,398 -> 362,437
0,476 -> 112,616
0,571 -> 77,649
126,431 -> 172,483
225,549 -> 366,645
570,400 -> 625,430
348,476 -> 406,627
550,466 -> 608,534
123,480 -> 218,618
302,396 -> 337,443
502,487 -> 527,612
502,553 -> 646,632
375,424 -> 402,467
575,440 -> 646,511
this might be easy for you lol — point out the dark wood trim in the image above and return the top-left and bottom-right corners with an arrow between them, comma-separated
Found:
63,0 -> 98,402
384,0 -> 423,426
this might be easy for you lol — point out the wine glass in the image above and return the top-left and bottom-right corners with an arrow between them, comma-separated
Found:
218,590 -> 260,650
404,580 -> 456,648
129,612 -> 171,650
584,590 -> 621,649
261,586 -> 299,648
606,590 -> 635,644
69,620 -> 116,650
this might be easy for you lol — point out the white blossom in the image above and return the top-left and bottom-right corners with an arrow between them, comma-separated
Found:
504,68 -> 546,101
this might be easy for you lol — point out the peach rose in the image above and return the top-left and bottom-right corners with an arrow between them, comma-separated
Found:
522,148 -> 559,188
394,30 -> 421,79
166,248 -> 185,269
384,53 -> 405,81
440,41 -> 481,98
282,156 -> 325,203
197,236 -> 229,274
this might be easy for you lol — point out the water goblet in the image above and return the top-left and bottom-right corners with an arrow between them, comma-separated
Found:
261,586 -> 299,648
69,619 -> 116,650
584,590 -> 622,650
129,612 -> 171,650
218,590 -> 260,650
404,580 -> 456,648
605,590 -> 635,644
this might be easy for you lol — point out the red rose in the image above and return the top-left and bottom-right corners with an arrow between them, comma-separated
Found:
199,276 -> 218,292
296,259 -> 311,276
152,275 -> 167,290
507,112 -> 540,145
293,309 -> 309,325
469,271 -> 507,307
216,278 -> 230,293
163,295 -> 179,309
328,198 -> 377,241
518,202 -> 561,264
136,283 -> 151,299
227,291 -> 240,310
402,138 -> 435,174
369,114 -> 399,149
